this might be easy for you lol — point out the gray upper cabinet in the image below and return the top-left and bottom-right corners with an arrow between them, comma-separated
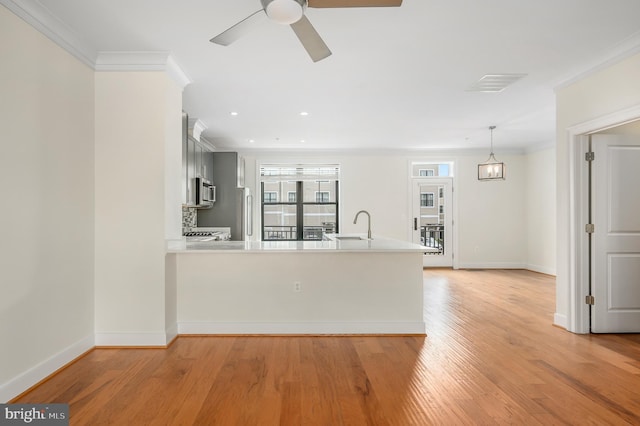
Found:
181,113 -> 189,205
237,155 -> 245,188
186,137 -> 196,205
195,142 -> 203,180
182,113 -> 213,206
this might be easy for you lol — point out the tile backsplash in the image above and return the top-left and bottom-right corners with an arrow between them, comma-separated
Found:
182,206 -> 197,233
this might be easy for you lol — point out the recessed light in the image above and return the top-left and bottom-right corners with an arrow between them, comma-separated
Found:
300,139 -> 306,143
248,139 -> 255,144
299,111 -> 309,116
230,111 -> 239,116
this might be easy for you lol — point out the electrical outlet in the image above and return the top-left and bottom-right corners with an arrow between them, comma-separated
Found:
294,281 -> 301,292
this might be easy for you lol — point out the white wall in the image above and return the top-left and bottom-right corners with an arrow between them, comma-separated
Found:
243,151 -> 534,269
94,72 -> 182,346
340,156 -> 410,240
176,251 -> 425,334
526,146 -> 556,275
0,7 -> 95,401
555,52 -> 640,328
456,154 -> 527,268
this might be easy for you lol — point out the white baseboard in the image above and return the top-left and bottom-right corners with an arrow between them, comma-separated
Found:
165,323 -> 178,345
178,321 -> 426,335
554,313 -> 568,329
94,332 -> 170,347
456,262 -> 557,275
457,262 -> 527,269
526,264 -> 557,276
0,334 -> 94,403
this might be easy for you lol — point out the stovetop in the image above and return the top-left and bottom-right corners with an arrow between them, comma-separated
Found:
184,231 -> 220,237
184,227 -> 231,241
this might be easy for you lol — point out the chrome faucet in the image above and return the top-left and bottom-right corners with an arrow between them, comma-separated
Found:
353,210 -> 372,240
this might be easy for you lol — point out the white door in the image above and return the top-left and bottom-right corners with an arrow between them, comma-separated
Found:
591,134 -> 640,332
412,179 -> 453,267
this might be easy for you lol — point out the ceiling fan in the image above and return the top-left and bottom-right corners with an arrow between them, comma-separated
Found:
210,0 -> 402,62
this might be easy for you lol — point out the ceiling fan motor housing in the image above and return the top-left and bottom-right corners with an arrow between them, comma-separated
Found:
261,0 -> 307,24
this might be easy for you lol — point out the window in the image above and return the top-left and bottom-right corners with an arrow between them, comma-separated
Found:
412,162 -> 454,177
260,165 -> 340,241
439,188 -> 443,198
263,191 -> 278,203
421,192 -> 434,207
439,205 -> 444,214
315,191 -> 330,203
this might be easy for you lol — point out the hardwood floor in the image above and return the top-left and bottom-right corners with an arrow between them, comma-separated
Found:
13,269 -> 640,425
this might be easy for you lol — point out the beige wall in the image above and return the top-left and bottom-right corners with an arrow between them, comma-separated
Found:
555,52 -> 640,328
0,5 -> 185,400
0,7 -> 95,400
94,71 -> 182,345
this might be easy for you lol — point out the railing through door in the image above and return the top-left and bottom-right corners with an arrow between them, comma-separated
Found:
420,225 -> 444,255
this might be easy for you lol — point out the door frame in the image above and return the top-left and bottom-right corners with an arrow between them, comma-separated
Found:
406,159 -> 459,269
566,103 -> 640,334
411,178 -> 454,267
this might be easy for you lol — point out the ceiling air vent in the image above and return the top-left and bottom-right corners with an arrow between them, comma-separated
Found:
466,74 -> 527,93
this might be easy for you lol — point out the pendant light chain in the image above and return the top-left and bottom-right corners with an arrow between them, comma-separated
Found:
489,125 -> 496,155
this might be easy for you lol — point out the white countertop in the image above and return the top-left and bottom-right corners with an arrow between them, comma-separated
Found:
167,234 -> 427,254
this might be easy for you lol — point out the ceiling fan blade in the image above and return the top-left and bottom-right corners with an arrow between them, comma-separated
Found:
290,16 -> 332,62
210,9 -> 266,46
308,0 -> 402,7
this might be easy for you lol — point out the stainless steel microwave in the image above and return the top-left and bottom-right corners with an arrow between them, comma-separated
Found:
195,177 -> 215,208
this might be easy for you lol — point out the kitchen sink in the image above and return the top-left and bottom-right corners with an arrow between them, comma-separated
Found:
334,236 -> 366,240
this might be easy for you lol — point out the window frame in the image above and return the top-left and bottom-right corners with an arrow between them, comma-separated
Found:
263,191 -> 278,203
261,181 -> 339,241
315,191 -> 330,203
421,192 -> 435,208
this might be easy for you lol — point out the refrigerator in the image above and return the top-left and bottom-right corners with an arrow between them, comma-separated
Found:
197,152 -> 253,241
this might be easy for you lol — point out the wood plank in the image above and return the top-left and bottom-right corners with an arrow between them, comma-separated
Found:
12,269 -> 640,424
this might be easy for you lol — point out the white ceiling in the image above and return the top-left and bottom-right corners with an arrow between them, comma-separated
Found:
15,0 -> 640,151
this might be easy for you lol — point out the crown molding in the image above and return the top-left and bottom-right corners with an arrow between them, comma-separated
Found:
187,118 -> 208,142
524,140 -> 556,154
95,52 -> 192,89
198,136 -> 217,152
1,0 -> 97,67
235,146 -> 527,157
165,56 -> 192,89
554,30 -> 640,90
2,1 -> 192,88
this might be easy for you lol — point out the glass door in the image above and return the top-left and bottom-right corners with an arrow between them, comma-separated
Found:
412,178 -> 453,267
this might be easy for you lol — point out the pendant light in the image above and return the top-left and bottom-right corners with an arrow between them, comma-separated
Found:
478,126 -> 505,180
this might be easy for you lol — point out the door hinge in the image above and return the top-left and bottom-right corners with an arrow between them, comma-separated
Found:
585,151 -> 595,161
585,295 -> 595,305
585,223 -> 595,233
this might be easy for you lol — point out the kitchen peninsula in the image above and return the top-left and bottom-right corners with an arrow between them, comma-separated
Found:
167,235 -> 426,335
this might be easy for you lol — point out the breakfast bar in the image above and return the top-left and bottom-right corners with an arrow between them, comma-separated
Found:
167,235 -> 426,335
